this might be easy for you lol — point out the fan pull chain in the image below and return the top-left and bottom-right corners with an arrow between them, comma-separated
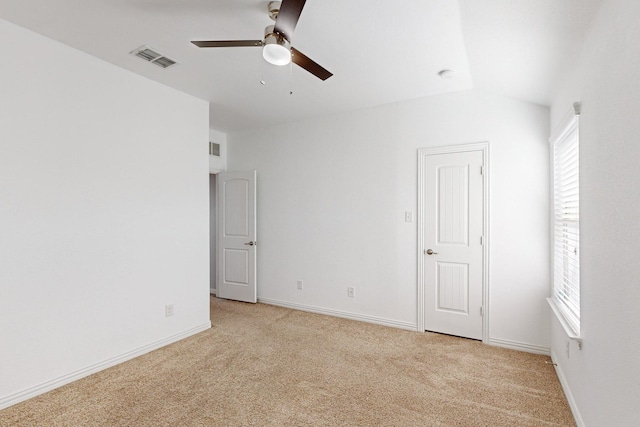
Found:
289,58 -> 294,95
260,54 -> 266,85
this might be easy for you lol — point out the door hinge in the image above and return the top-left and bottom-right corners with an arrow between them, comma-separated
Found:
480,306 -> 484,317
480,236 -> 483,245
480,166 -> 483,175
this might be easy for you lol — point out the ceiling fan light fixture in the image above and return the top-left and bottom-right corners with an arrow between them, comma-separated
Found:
262,26 -> 291,66
263,43 -> 290,66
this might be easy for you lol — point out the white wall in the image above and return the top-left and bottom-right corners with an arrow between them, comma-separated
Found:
209,129 -> 228,173
227,90 -> 551,352
549,0 -> 640,425
0,19 -> 210,408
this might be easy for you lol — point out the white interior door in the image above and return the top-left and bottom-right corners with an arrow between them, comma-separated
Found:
217,171 -> 257,303
422,149 -> 484,340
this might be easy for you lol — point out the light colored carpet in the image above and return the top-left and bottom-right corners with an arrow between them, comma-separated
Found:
1,296 -> 575,426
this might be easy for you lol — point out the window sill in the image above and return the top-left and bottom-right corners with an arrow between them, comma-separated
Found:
547,298 -> 582,350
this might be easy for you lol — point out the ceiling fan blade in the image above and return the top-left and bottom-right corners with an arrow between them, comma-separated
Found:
291,47 -> 332,81
191,40 -> 263,48
273,0 -> 306,41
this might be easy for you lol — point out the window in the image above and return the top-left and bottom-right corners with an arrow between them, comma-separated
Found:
551,103 -> 580,334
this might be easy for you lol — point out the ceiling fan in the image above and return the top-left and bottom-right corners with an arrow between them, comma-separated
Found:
191,0 -> 332,81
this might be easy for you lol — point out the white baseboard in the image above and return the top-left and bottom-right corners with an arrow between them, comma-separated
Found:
488,337 -> 550,355
209,288 -> 216,296
0,322 -> 211,410
550,349 -> 585,427
257,297 -> 417,331
257,299 -> 548,356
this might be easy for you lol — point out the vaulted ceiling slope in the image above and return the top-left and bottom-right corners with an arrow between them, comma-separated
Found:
0,0 -> 603,131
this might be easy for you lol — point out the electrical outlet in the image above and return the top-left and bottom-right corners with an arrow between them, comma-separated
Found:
165,304 -> 174,317
565,340 -> 570,359
297,280 -> 303,290
347,287 -> 355,298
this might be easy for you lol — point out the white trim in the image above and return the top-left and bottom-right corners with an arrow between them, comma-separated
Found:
547,298 -> 582,348
549,107 -> 581,335
488,338 -> 550,356
210,173 -> 219,299
417,142 -> 490,342
216,172 -> 221,297
549,102 -> 581,144
258,298 -> 417,331
417,147 -> 426,331
0,322 -> 211,410
550,349 -> 586,427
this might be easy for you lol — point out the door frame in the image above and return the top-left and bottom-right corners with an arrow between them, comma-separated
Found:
209,170 -> 221,296
417,142 -> 490,343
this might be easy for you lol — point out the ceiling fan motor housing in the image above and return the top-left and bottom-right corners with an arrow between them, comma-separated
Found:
268,1 -> 281,21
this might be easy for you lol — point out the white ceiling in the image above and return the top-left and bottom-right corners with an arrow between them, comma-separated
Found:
0,0 -> 603,132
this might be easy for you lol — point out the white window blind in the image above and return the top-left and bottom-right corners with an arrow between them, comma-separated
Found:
551,108 -> 580,334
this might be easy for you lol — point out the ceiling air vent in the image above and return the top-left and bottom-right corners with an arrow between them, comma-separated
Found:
130,46 -> 177,69
209,142 -> 220,157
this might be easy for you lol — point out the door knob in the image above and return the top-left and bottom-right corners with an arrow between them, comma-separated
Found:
244,241 -> 256,246
425,249 -> 438,255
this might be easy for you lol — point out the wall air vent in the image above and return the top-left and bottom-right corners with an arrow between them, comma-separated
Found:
130,46 -> 178,69
209,142 -> 221,157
